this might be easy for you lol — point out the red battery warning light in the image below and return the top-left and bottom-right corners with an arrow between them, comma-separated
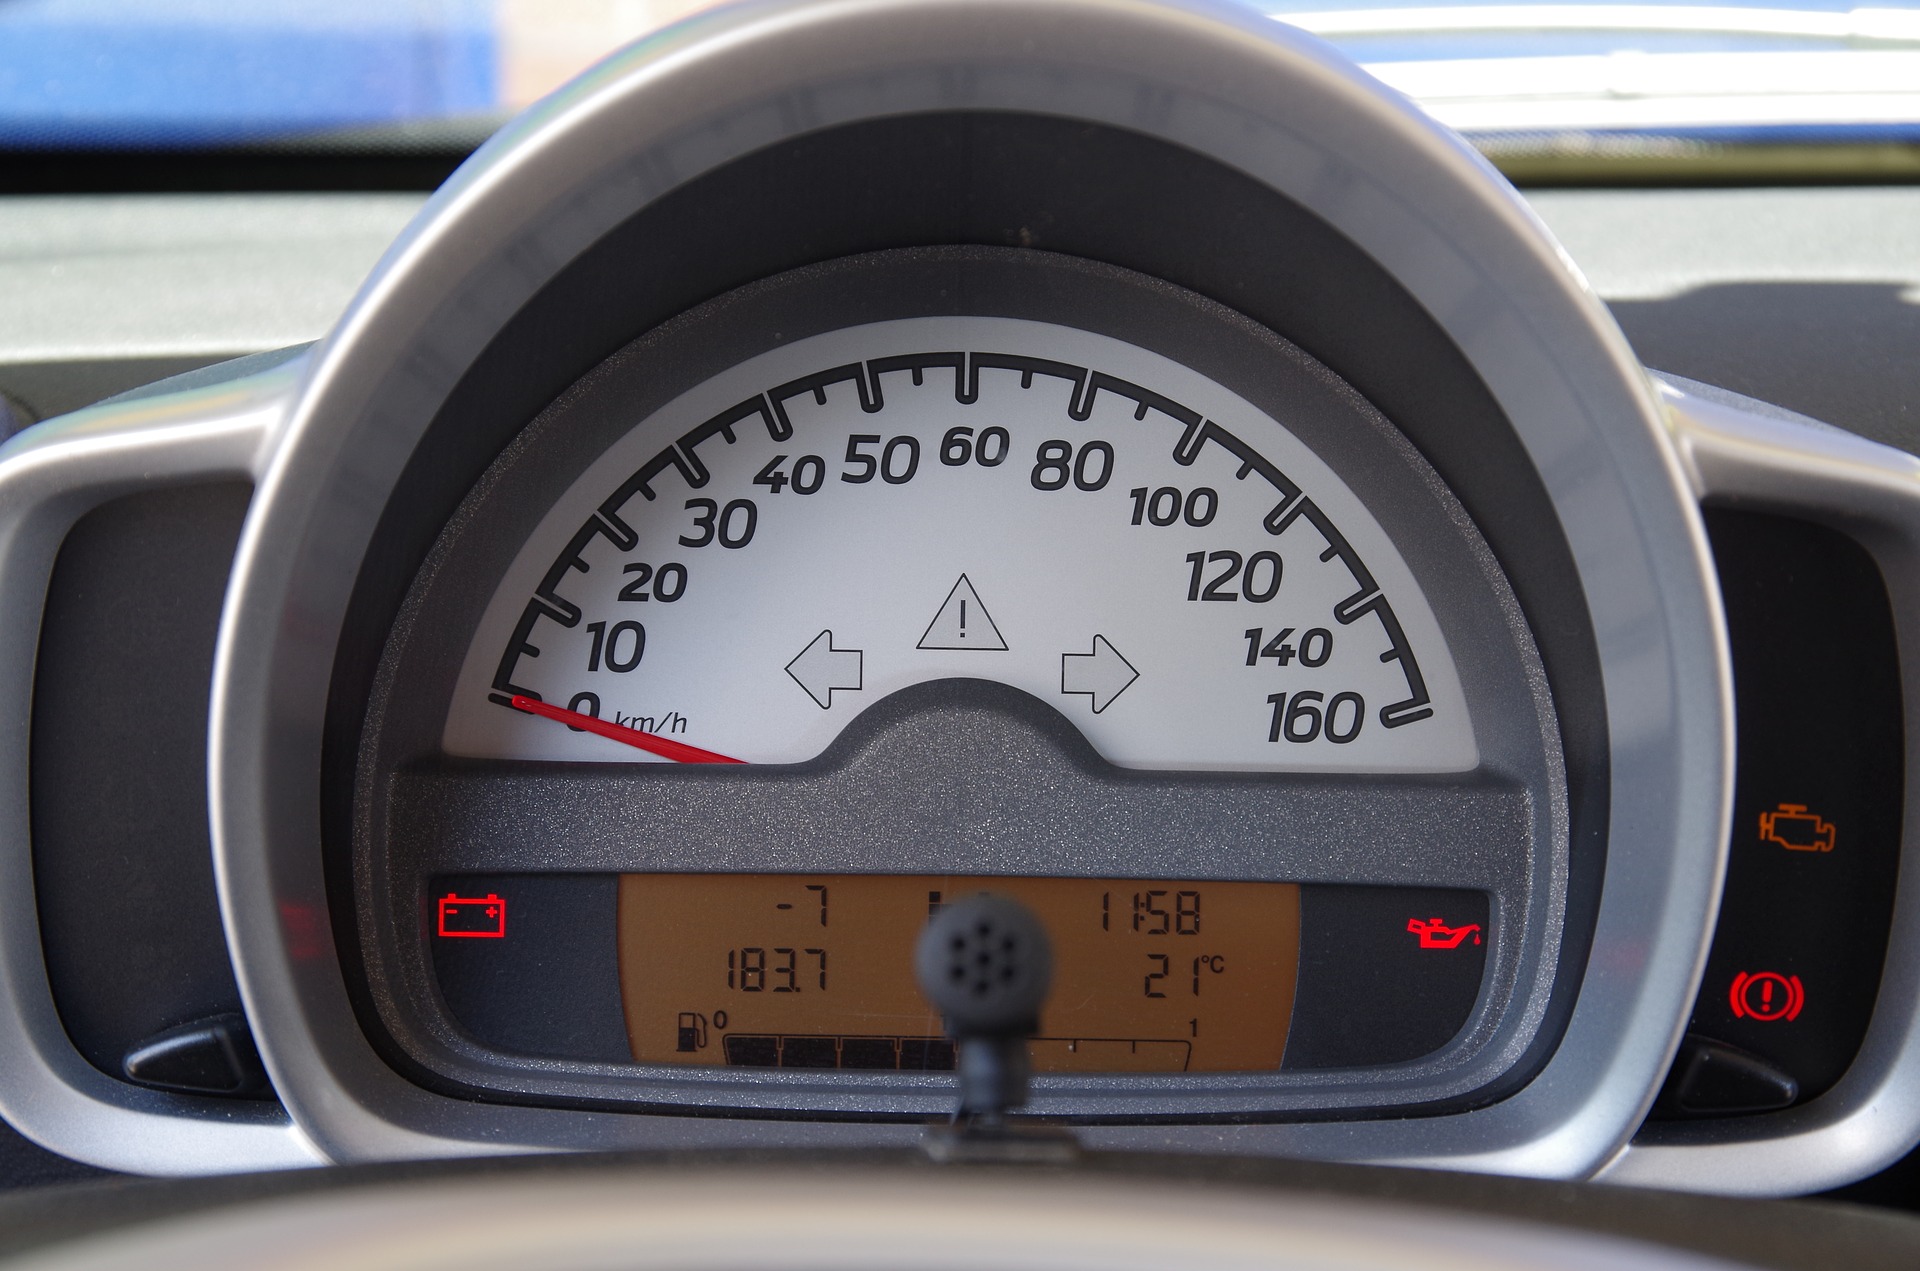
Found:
437,893 -> 506,938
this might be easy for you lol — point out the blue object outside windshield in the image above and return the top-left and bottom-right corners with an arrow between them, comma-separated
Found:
0,0 -> 495,148
3,0 -> 1920,149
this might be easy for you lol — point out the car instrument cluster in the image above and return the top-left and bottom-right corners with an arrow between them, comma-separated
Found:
0,0 -> 1916,1196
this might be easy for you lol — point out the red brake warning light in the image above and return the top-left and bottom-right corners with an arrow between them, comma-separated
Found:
1730,970 -> 1804,1021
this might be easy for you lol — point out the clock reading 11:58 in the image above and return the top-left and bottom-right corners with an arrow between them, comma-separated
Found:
618,874 -> 1302,1072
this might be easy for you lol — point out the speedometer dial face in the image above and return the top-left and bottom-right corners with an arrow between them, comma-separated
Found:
443,317 -> 1475,773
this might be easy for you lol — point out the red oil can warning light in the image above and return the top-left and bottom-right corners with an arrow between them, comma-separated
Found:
1759,803 -> 1836,853
1407,917 -> 1482,949
1730,970 -> 1804,1021
437,893 -> 507,938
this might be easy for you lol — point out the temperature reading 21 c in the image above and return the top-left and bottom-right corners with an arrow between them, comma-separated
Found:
1144,953 -> 1228,999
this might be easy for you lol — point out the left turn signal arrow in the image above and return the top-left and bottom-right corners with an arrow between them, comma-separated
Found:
786,630 -> 864,709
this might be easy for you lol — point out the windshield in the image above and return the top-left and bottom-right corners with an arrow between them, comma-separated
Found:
2,0 -> 1918,182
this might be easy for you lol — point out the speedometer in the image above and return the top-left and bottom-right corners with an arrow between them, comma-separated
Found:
445,308 -> 1475,773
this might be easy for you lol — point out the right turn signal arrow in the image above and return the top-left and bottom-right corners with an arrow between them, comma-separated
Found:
1060,635 -> 1139,714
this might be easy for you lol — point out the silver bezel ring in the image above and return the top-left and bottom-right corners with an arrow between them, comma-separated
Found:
208,0 -> 1730,1172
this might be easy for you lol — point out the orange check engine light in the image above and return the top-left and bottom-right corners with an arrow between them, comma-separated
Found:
1759,804 -> 1837,853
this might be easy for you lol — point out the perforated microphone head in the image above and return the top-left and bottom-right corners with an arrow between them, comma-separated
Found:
915,893 -> 1053,1037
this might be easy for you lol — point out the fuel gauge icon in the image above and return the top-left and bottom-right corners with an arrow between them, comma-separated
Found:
677,1012 -> 710,1053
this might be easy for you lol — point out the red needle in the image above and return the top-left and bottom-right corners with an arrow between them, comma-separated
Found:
510,695 -> 745,764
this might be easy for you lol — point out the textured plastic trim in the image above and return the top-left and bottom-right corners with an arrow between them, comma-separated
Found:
0,355 -> 320,1173
1600,378 -> 1920,1195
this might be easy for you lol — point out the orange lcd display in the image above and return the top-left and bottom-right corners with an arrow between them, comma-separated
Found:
618,874 -> 1301,1073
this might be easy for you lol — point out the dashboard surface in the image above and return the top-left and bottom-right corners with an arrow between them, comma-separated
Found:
8,185 -> 1918,444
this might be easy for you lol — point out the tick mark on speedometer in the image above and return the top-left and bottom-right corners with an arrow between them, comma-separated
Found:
509,695 -> 744,763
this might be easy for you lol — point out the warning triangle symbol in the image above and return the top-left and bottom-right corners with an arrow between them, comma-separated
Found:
917,574 -> 1008,651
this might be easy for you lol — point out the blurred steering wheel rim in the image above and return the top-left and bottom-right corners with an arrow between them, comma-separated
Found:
0,1153 -> 1916,1271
